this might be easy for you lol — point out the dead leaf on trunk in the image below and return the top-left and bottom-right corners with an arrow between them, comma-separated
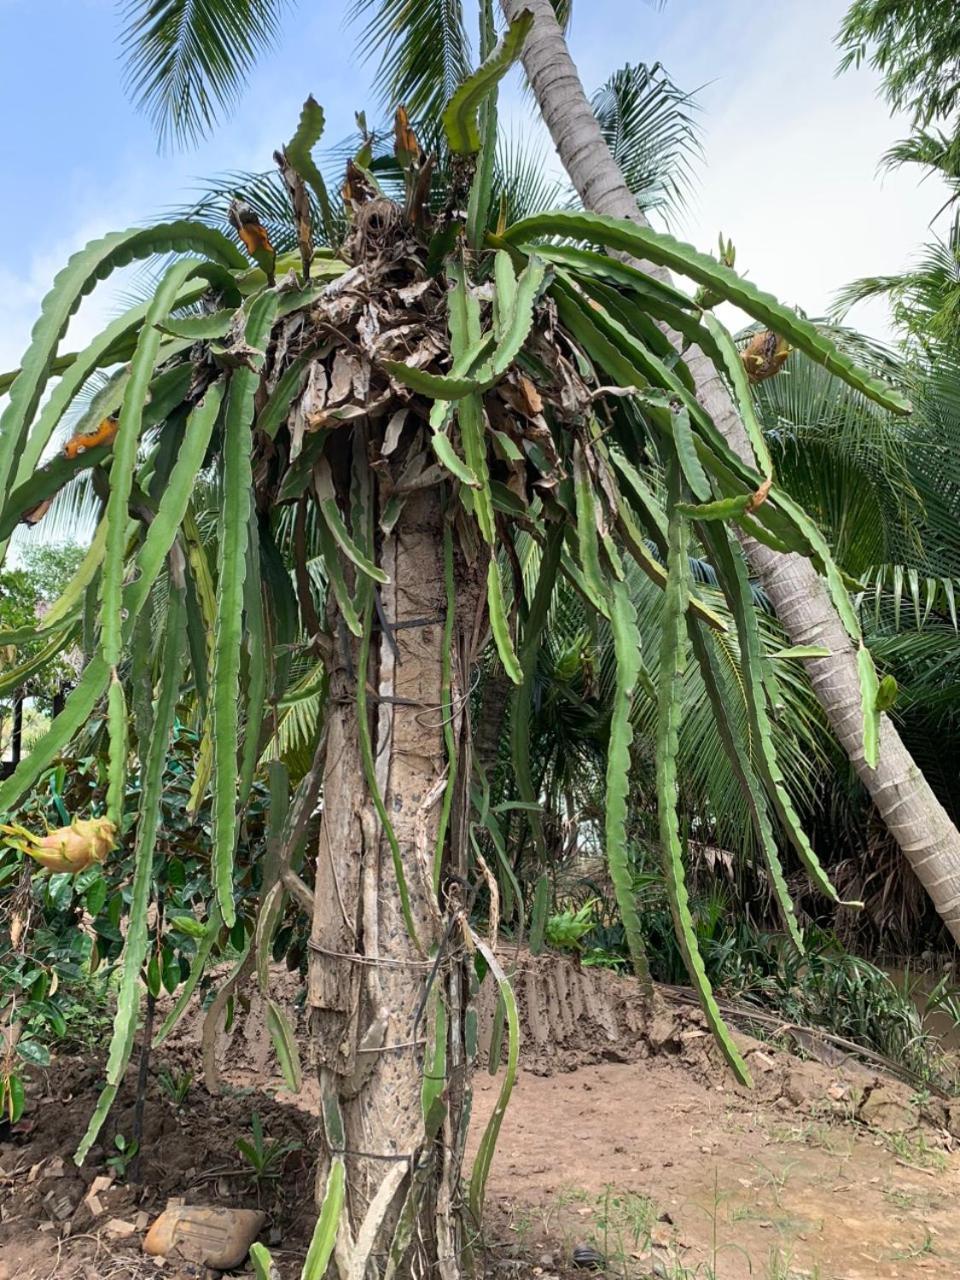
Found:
274,147 -> 313,279
382,410 -> 407,457
290,362 -> 328,458
397,280 -> 434,307
327,349 -> 359,405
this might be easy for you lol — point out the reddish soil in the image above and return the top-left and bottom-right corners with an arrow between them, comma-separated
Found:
2,956 -> 959,1279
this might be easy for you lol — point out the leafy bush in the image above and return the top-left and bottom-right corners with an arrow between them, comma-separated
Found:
559,846 -> 960,1089
0,728 -> 289,1119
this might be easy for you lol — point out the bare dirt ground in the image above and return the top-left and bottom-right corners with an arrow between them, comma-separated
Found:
472,1059 -> 960,1280
3,954 -> 960,1279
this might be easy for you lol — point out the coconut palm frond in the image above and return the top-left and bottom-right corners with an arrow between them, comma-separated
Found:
590,62 -> 703,222
349,0 -> 472,125
119,0 -> 293,149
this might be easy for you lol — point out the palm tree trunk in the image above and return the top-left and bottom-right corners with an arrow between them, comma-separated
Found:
503,0 -> 960,944
308,483 -> 475,1278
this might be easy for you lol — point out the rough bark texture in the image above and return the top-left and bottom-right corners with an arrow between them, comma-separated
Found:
503,0 -> 960,943
309,482 -> 477,1278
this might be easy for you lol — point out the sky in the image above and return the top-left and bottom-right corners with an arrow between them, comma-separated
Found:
0,0 -> 950,377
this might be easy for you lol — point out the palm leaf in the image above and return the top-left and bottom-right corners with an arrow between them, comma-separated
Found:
591,62 -> 702,221
119,0 -> 292,148
350,0 -> 472,124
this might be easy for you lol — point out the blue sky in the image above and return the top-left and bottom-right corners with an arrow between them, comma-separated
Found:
0,0 -> 949,373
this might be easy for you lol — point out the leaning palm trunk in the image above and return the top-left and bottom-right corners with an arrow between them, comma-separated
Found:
503,0 -> 960,944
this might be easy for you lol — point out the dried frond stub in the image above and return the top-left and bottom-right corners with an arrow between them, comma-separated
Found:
742,330 -> 791,383
228,199 -> 275,259
745,475 -> 773,512
1,818 -> 117,874
21,497 -> 53,526
341,160 -> 378,208
393,105 -> 421,168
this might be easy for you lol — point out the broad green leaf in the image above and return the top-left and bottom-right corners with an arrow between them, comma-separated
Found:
657,479 -> 750,1085
444,9 -> 534,153
503,212 -> 911,414
101,257 -> 203,666
468,939 -> 519,1219
211,291 -> 279,927
0,222 -> 245,509
76,586 -> 186,1163
858,645 -> 881,769
2,1073 -> 25,1123
487,558 -> 522,684
249,1243 -> 277,1280
606,580 -> 652,984
266,999 -> 302,1094
302,1157 -> 345,1280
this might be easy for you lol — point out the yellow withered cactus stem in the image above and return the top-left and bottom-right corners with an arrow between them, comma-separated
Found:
0,818 -> 117,873
741,329 -> 791,383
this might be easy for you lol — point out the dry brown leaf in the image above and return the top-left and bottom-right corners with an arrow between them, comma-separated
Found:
746,475 -> 773,512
